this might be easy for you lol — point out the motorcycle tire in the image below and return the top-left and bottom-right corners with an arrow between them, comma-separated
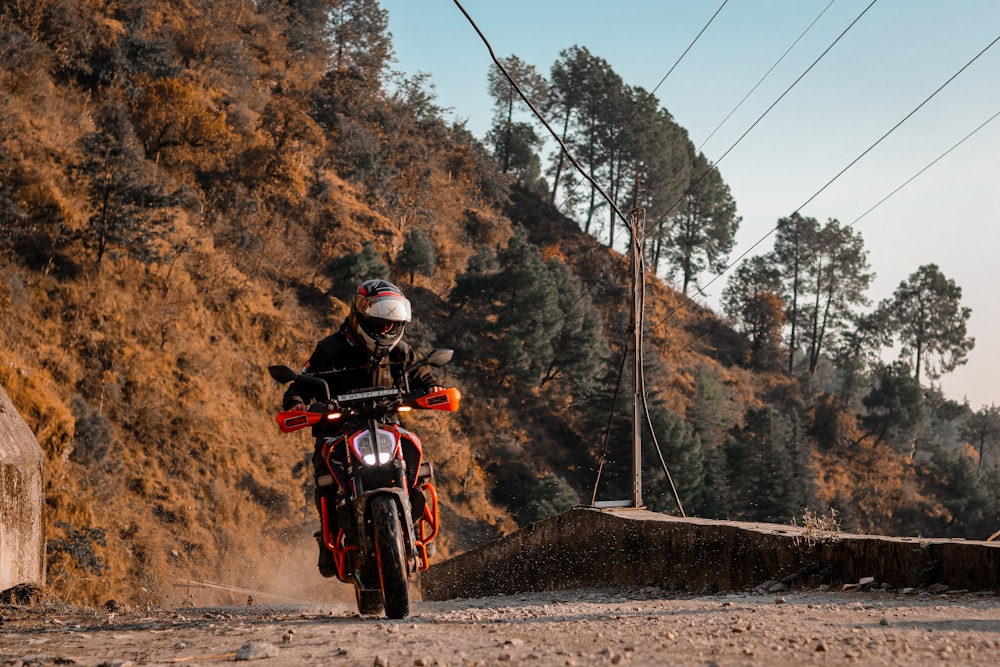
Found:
354,586 -> 384,616
370,495 -> 409,619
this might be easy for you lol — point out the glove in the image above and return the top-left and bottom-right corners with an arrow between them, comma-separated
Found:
286,402 -> 308,412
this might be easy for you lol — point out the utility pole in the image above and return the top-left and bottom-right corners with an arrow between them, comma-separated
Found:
629,205 -> 646,508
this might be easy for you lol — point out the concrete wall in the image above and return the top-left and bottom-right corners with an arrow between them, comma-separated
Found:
422,508 -> 1000,600
0,384 -> 45,591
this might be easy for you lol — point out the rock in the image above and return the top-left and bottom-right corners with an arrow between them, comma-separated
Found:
104,599 -> 127,613
927,583 -> 950,594
235,642 -> 280,660
0,583 -> 41,605
755,579 -> 779,592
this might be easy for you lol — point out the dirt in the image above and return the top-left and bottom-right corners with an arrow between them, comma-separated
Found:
3,586 -> 1000,666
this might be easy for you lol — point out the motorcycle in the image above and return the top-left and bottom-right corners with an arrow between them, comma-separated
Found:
268,348 -> 461,619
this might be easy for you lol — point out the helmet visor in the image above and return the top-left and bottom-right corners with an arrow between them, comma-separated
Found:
360,295 -> 412,323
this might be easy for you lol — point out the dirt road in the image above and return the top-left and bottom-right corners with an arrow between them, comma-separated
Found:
3,586 -> 1000,666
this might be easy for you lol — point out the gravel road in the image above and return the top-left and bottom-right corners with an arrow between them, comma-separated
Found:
3,586 -> 1000,666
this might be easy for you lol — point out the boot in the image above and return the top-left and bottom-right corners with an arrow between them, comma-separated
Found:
314,531 -> 337,578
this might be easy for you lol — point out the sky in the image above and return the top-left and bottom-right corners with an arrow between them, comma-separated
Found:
378,0 -> 1000,409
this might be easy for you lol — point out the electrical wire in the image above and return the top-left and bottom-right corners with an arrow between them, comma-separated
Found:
696,0 -> 836,154
647,30 -> 1000,333
669,106 -> 1000,359
450,0 -> 632,232
556,0 -> 730,219
635,0 -> 878,249
608,0 -> 871,256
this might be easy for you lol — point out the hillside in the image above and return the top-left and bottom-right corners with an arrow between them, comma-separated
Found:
1,1 -> 994,606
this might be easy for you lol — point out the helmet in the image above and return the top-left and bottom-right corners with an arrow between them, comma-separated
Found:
349,279 -> 412,355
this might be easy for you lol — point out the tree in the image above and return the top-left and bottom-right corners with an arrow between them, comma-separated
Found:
539,260 -> 607,391
860,361 -> 927,454
721,256 -> 786,370
831,307 -> 893,406
801,219 -> 873,375
723,406 -> 807,522
545,46 -> 594,204
395,228 -> 437,284
886,264 -> 974,384
493,231 -> 563,385
959,405 -> 1000,470
449,229 -> 605,392
664,151 -> 740,296
130,77 -> 236,177
326,241 -> 389,296
769,213 -> 821,374
327,0 -> 391,83
766,215 -> 872,376
486,55 -> 547,175
551,50 -> 621,235
76,101 -> 177,265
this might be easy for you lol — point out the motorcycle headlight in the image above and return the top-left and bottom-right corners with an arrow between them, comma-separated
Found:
351,428 -> 398,465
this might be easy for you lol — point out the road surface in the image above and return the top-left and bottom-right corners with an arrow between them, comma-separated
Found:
3,586 -> 1000,666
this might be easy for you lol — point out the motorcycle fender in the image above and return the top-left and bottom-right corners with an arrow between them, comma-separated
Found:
354,488 -> 418,568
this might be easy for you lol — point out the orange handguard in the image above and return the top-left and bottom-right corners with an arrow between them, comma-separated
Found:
275,410 -> 323,433
412,387 -> 462,411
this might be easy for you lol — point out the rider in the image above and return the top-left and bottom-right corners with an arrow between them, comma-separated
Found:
283,279 -> 441,577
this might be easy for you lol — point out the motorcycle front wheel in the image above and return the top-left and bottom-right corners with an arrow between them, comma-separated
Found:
370,494 -> 409,619
354,586 -> 384,616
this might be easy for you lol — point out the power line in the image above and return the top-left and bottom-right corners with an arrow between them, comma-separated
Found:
608,0 -> 874,254
626,0 -> 729,140
696,0 -> 836,154
843,108 -> 1000,233
556,0 -> 730,220
649,29 -> 1000,331
669,105 -> 1000,359
450,0 -> 631,231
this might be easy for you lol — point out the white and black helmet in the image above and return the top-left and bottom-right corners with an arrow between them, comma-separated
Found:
349,279 -> 412,355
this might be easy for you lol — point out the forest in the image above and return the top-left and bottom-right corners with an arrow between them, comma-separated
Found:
1,0 -> 998,606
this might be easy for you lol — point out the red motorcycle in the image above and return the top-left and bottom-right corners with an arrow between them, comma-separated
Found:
268,349 -> 460,619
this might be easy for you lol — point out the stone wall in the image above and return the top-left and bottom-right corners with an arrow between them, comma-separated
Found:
422,508 -> 1000,600
0,384 -> 45,592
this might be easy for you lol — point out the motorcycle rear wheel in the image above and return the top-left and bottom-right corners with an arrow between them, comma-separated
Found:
370,495 -> 409,619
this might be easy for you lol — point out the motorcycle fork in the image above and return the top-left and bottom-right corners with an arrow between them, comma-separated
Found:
350,421 -> 421,573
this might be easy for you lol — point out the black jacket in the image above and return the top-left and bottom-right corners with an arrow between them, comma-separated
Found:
282,321 -> 438,410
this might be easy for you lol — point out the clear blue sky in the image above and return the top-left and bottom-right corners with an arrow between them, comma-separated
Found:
380,0 -> 1000,409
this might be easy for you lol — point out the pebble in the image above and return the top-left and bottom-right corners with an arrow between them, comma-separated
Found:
235,642 -> 280,660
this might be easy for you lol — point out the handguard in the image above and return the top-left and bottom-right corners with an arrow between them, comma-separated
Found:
275,409 -> 323,433
412,387 -> 462,411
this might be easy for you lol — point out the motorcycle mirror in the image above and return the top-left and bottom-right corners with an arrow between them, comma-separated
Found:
424,348 -> 454,368
268,365 -> 299,383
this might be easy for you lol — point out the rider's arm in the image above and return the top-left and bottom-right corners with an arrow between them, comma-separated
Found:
282,341 -> 336,409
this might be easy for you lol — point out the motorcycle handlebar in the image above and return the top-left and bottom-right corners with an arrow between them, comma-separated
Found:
274,386 -> 461,434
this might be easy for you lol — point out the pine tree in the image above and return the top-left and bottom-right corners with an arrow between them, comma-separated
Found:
76,101 -> 177,266
396,228 -> 436,284
887,263 -> 975,383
